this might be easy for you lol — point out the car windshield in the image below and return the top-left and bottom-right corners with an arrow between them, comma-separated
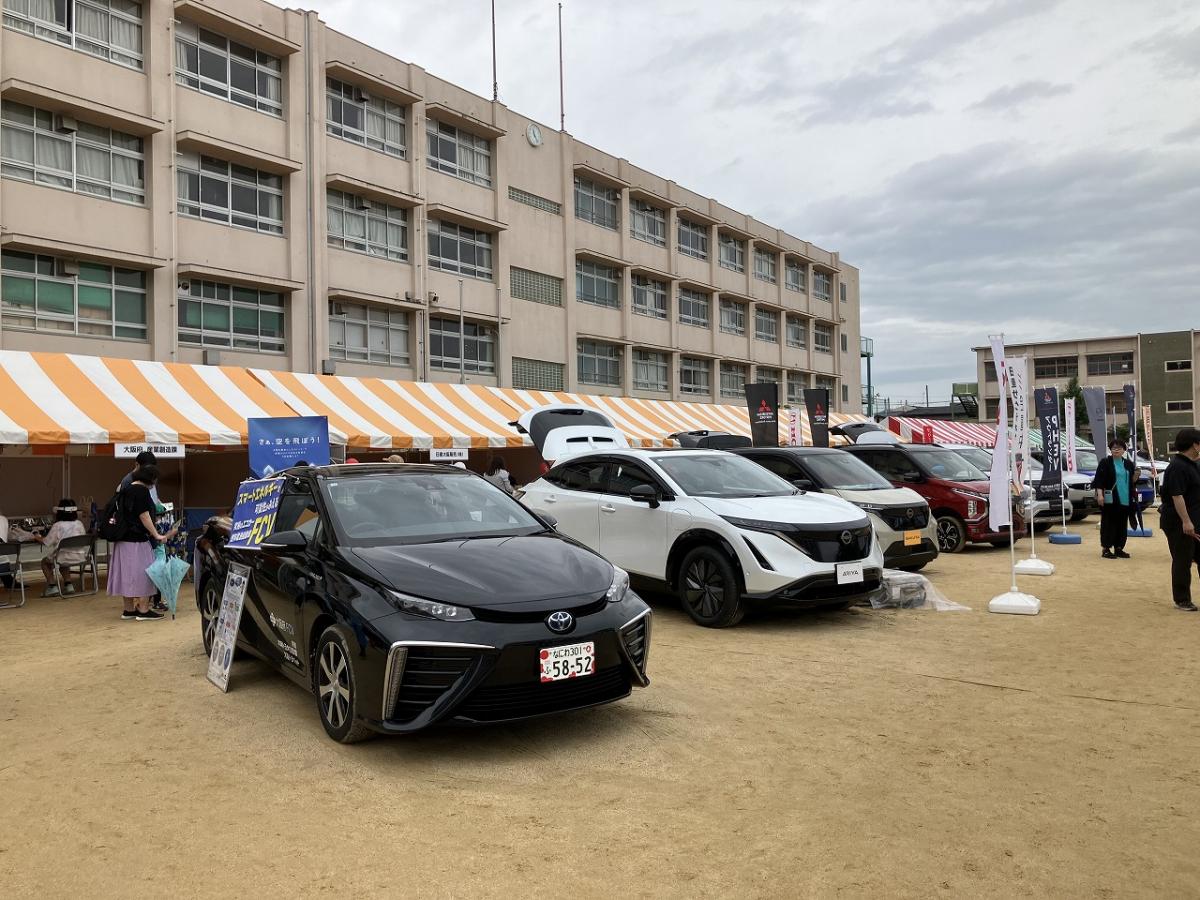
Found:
321,472 -> 545,545
651,453 -> 795,498
910,448 -> 987,481
1074,449 -> 1099,471
950,447 -> 994,472
801,452 -> 894,491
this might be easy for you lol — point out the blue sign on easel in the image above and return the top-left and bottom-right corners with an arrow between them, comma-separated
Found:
248,416 -> 330,477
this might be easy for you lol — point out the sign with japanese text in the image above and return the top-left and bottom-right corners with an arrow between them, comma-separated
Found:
248,416 -> 330,477
430,448 -> 469,461
207,562 -> 250,693
786,408 -> 801,447
115,443 -> 184,458
227,478 -> 284,550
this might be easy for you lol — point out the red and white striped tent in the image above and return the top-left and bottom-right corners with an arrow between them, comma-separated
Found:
885,416 -> 997,447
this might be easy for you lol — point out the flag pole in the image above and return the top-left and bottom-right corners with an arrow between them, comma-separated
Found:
557,3 -> 565,131
491,0 -> 498,102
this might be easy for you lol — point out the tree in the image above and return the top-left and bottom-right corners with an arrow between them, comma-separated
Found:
1063,376 -> 1088,427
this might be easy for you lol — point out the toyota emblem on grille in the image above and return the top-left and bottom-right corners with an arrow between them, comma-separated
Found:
840,530 -> 854,545
546,611 -> 574,633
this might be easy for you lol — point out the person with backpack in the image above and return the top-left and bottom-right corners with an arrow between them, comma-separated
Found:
104,465 -> 177,621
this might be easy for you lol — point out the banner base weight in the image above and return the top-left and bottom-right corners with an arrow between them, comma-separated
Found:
1015,558 -> 1055,576
1048,533 -> 1082,545
989,591 -> 1041,615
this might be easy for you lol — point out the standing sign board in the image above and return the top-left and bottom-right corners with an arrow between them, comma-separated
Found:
744,383 -> 780,447
115,443 -> 185,458
207,562 -> 251,692
803,389 -> 830,448
227,478 -> 284,550
248,416 -> 330,477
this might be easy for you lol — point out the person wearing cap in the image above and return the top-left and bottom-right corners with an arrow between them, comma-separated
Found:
1094,437 -> 1138,559
1159,427 -> 1200,612
35,499 -> 88,596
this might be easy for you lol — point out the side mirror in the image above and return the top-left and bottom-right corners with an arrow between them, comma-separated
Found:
792,478 -> 816,492
901,472 -> 923,484
261,529 -> 308,553
629,484 -> 661,509
540,512 -> 559,530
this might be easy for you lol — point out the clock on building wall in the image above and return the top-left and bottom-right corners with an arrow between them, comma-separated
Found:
526,123 -> 544,146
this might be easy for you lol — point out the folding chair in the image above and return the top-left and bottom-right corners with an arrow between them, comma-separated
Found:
0,541 -> 27,609
51,533 -> 100,597
93,536 -> 110,579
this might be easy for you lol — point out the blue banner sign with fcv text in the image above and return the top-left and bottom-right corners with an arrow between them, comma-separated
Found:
228,478 -> 284,550
248,415 -> 330,477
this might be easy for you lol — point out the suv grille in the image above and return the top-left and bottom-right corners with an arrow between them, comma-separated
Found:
455,666 -> 630,722
784,524 -> 873,563
876,506 -> 929,530
392,646 -> 477,723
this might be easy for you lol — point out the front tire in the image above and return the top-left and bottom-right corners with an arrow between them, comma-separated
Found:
315,627 -> 374,744
678,546 -> 745,628
199,576 -> 221,656
935,514 -> 967,553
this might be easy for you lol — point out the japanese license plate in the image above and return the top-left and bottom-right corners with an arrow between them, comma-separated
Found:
903,530 -> 922,547
836,562 -> 864,585
539,641 -> 595,683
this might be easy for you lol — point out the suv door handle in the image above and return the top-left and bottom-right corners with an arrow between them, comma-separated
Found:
600,504 -> 616,514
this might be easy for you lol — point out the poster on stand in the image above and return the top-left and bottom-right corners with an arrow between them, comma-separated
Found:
249,415 -> 330,477
1034,387 -> 1063,513
744,382 -> 780,447
207,562 -> 250,693
803,389 -> 830,448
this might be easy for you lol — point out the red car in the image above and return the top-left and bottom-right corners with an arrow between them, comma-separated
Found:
841,443 -> 1023,553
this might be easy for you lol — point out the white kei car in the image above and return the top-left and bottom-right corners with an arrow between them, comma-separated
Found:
515,406 -> 884,628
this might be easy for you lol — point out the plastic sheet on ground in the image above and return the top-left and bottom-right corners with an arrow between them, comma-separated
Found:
865,568 -> 971,611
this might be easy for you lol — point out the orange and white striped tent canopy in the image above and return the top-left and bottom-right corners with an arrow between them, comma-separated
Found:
0,351 -> 293,445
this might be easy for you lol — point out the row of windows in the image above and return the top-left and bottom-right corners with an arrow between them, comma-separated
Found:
985,352 -> 1138,381
326,77 -> 406,158
175,19 -> 282,116
5,0 -> 143,70
326,189 -> 409,261
176,152 -> 284,234
1,250 -> 146,339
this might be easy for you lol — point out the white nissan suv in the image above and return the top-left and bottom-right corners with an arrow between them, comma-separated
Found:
516,406 -> 884,628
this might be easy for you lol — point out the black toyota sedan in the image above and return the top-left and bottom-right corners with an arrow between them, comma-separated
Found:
195,464 -> 651,742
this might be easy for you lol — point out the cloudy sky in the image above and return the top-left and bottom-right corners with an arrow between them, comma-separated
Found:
289,0 -> 1198,405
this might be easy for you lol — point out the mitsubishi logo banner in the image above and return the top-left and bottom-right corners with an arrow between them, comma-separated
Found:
744,382 -> 780,447
803,389 -> 831,448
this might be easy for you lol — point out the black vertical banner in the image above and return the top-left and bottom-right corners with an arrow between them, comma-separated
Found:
1034,387 -> 1062,511
744,382 -> 780,447
803,389 -> 830,448
1124,383 -> 1137,453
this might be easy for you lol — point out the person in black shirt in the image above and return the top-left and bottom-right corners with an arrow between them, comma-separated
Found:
1094,439 -> 1137,559
106,465 -> 178,621
1159,427 -> 1200,611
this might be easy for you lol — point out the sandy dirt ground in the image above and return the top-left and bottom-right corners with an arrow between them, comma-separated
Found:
2,510 -> 1199,899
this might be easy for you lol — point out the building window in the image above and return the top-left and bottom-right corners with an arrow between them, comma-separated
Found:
753,248 -> 777,284
512,357 -> 564,390
425,119 -> 491,187
678,288 -> 710,327
509,185 -> 561,215
510,267 -> 562,306
841,333 -> 848,353
813,271 -> 832,301
430,316 -> 495,374
1167,400 -> 1194,413
814,322 -> 833,353
840,282 -> 847,303
174,20 -> 282,116
576,259 -> 620,308
1,250 -> 146,339
328,301 -> 409,365
1165,360 -> 1192,372
326,78 -> 406,158
633,350 -> 669,392
632,275 -> 667,319
4,0 -> 143,69
677,217 -> 709,260
815,375 -> 836,395
630,200 -> 666,246
842,384 -> 850,403
577,339 -> 621,387
719,298 -> 746,335
757,367 -> 780,384
680,356 -> 711,396
755,308 -> 779,343
1033,356 -> 1078,379
574,177 -> 618,230
719,234 -> 745,273
786,316 -> 807,348
984,360 -> 998,382
427,219 -> 493,280
1086,352 -> 1134,377
176,152 -> 283,234
785,260 -> 805,292
177,280 -> 284,351
786,371 -> 807,404
720,361 -> 747,399
1,101 -> 145,204
326,189 -> 408,261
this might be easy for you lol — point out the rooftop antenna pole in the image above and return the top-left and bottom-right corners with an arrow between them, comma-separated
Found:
491,0 -> 498,102
558,2 -> 565,131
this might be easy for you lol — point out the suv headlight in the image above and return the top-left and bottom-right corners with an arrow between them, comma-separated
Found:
720,516 -> 788,533
606,566 -> 630,604
390,590 -> 475,621
856,503 -> 886,513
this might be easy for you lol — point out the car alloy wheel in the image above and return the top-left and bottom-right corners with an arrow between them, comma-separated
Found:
314,627 -> 373,743
200,578 -> 220,656
935,515 -> 967,553
678,546 -> 745,628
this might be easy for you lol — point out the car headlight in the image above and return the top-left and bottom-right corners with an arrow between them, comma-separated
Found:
390,590 -> 475,621
606,566 -> 630,604
856,503 -> 886,513
720,516 -> 788,533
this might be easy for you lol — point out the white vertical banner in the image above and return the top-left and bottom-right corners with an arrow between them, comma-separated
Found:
1064,398 -> 1078,474
786,408 -> 801,446
988,336 -> 1012,532
1007,357 -> 1029,492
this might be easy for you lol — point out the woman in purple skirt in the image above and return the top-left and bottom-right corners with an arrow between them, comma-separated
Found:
108,465 -> 178,621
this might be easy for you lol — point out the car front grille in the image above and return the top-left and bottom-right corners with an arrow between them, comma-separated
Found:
783,524 -> 873,563
391,646 -> 477,723
621,615 -> 649,673
454,665 -> 631,723
470,595 -> 607,624
876,505 -> 930,530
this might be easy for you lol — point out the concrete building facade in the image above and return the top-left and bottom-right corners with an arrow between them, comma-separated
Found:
0,0 -> 862,411
974,331 -> 1199,452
